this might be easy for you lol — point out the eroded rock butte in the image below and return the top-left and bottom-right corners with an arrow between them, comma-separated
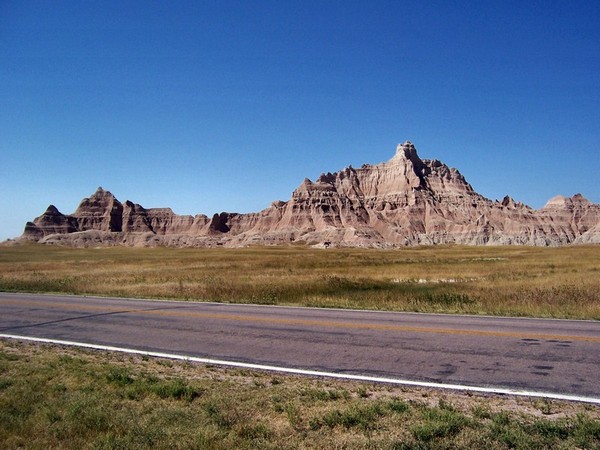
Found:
21,142 -> 600,247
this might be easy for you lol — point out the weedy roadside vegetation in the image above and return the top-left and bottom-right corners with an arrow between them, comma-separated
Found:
0,243 -> 599,319
1,339 -> 599,449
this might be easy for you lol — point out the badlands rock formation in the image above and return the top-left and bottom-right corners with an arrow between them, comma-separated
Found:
21,142 -> 600,247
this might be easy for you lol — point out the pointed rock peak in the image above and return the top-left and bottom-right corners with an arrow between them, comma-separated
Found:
44,205 -> 61,215
571,193 -> 590,204
501,196 -> 516,207
271,200 -> 286,208
123,200 -> 146,211
396,140 -> 417,156
392,140 -> 423,165
91,186 -> 116,199
317,172 -> 336,184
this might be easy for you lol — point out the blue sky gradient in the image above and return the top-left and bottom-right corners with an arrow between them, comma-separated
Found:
1,1 -> 599,240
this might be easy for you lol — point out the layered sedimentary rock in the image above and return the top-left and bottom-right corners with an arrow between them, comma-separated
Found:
20,142 -> 600,247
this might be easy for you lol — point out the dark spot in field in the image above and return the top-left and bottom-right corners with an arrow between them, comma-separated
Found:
533,365 -> 553,370
522,338 -> 539,342
532,371 -> 550,376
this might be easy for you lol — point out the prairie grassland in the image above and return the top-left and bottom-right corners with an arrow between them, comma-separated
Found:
1,339 -> 599,450
0,243 -> 599,319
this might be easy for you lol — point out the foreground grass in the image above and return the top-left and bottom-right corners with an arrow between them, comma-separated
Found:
1,339 -> 599,449
1,244 -> 600,319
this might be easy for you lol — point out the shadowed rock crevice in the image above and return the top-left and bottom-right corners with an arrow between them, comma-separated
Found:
209,213 -> 231,234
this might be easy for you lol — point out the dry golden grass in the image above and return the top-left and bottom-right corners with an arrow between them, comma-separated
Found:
1,243 -> 599,319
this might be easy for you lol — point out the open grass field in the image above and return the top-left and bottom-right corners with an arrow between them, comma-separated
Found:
1,243 -> 599,319
2,245 -> 599,448
1,339 -> 599,450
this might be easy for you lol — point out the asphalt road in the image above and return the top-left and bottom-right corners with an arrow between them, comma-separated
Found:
1,292 -> 599,401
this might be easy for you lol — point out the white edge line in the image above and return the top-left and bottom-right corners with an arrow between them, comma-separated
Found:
2,333 -> 600,405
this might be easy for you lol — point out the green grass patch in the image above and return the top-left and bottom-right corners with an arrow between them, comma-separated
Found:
1,339 -> 599,449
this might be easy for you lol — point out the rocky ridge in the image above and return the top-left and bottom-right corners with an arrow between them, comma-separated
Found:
20,142 -> 600,247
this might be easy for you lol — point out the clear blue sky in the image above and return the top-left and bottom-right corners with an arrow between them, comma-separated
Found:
1,1 -> 599,240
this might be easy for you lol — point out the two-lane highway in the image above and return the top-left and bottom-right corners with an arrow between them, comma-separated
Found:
1,292 -> 599,402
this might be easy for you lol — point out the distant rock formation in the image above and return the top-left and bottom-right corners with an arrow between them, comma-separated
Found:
20,142 -> 600,247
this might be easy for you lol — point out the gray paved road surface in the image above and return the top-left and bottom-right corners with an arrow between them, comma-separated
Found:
1,292 -> 599,399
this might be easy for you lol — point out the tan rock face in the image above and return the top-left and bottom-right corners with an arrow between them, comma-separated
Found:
22,205 -> 77,240
72,187 -> 123,232
21,142 -> 600,247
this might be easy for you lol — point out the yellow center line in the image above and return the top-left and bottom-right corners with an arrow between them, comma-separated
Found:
2,297 -> 600,343
141,309 -> 600,342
